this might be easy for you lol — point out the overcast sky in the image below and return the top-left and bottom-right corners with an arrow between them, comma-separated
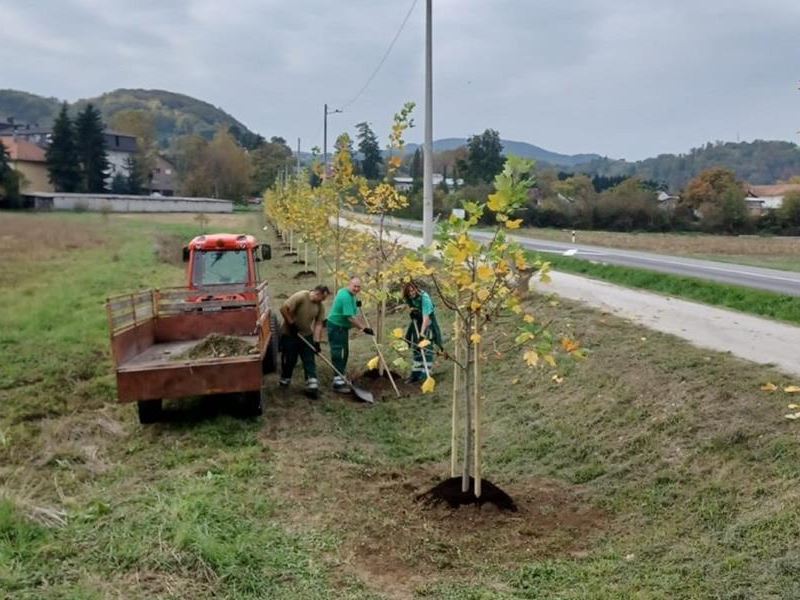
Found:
2,0 -> 798,160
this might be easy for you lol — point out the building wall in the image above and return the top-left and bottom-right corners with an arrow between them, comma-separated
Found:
12,160 -> 54,193
29,193 -> 232,213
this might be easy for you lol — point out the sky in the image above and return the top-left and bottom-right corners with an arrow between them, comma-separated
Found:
2,0 -> 798,160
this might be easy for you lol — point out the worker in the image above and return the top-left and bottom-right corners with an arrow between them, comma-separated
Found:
326,276 -> 373,392
279,284 -> 331,396
402,281 -> 443,383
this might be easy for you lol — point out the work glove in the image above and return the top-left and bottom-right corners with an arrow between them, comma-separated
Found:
356,300 -> 363,308
409,308 -> 421,320
312,341 -> 321,354
289,322 -> 299,335
362,327 -> 374,336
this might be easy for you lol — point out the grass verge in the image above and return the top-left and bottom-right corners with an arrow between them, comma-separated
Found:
544,253 -> 800,325
3,211 -> 800,599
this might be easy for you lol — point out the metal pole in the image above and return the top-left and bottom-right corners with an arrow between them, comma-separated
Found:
323,103 -> 328,181
422,0 -> 434,246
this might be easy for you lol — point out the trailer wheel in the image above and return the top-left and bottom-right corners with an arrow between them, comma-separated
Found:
137,399 -> 163,424
243,387 -> 265,417
262,312 -> 280,374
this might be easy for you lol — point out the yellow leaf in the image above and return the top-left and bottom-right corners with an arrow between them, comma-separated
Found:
470,300 -> 482,312
477,289 -> 490,302
523,349 -> 539,367
784,412 -> 800,420
392,328 -> 404,339
523,314 -> 535,324
561,338 -> 580,353
487,192 -> 508,212
788,404 -> 800,409
552,374 -> 564,384
421,376 -> 436,394
511,378 -> 520,384
505,218 -> 522,229
761,382 -> 778,392
470,333 -> 481,344
784,385 -> 800,393
366,356 -> 380,371
543,354 -> 557,368
477,264 -> 494,281
418,339 -> 431,348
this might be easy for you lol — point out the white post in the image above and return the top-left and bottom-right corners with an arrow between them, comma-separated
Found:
422,0 -> 434,247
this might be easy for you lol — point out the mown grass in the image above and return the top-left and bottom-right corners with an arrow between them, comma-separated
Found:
545,253 -> 800,325
3,211 -> 800,599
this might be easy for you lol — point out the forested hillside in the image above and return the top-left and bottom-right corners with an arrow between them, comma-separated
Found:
577,140 -> 800,189
0,88 -> 260,150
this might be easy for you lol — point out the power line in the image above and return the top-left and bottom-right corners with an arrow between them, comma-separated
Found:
337,0 -> 419,111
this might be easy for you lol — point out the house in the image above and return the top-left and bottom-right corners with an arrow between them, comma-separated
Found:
103,130 -> 138,180
0,137 -> 54,193
656,190 -> 679,211
150,155 -> 177,196
393,176 -> 414,192
744,183 -> 800,215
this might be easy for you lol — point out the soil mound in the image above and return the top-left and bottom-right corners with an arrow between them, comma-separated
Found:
179,334 -> 257,360
417,476 -> 518,512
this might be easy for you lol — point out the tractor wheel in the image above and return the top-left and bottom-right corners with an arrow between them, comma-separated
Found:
137,399 -> 163,424
262,312 -> 280,374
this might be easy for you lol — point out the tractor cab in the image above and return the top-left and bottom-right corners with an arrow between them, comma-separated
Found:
182,234 -> 271,302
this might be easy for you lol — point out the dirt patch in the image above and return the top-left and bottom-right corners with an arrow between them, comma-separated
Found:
293,270 -> 317,279
178,334 -> 257,360
417,476 -> 518,511
353,369 -> 418,399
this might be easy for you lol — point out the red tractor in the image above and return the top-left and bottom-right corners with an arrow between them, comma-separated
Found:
107,233 -> 279,424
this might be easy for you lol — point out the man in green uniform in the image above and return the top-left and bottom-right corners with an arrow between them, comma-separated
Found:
326,276 -> 373,392
279,285 -> 330,396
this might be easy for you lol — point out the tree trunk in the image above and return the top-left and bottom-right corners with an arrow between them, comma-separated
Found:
450,320 -> 460,478
473,329 -> 481,498
462,317 -> 473,493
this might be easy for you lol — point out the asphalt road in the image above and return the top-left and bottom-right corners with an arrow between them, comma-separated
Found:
383,217 -> 800,297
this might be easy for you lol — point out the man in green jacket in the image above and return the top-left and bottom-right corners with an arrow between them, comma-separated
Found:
326,276 -> 373,392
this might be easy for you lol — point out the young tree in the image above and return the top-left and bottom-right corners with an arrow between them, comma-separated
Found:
110,172 -> 128,194
457,129 -> 505,184
45,103 -> 81,192
780,190 -> 800,227
74,103 -> 110,193
355,121 -> 383,180
125,154 -> 144,195
402,156 -> 583,499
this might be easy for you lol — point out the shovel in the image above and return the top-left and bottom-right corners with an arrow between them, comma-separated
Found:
296,335 -> 374,404
358,306 -> 400,398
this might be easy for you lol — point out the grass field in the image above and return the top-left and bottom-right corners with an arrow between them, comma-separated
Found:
2,211 -> 800,598
509,227 -> 800,272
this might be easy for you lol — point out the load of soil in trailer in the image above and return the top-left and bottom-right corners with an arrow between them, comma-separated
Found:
176,334 -> 258,360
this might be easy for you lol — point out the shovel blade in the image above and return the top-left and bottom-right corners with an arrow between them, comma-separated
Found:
351,385 -> 375,404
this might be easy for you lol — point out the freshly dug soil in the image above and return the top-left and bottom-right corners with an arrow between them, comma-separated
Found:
282,251 -> 298,257
293,270 -> 317,279
417,477 -> 518,512
178,334 -> 258,360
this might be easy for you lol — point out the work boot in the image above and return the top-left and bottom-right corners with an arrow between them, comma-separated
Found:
332,376 -> 351,393
304,378 -> 319,399
279,378 -> 291,387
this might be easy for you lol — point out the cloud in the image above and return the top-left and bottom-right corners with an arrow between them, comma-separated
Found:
1,0 -> 797,159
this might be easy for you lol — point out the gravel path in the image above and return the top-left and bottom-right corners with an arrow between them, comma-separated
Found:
341,218 -> 800,377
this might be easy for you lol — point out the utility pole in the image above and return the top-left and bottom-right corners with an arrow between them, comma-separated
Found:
322,103 -> 342,180
296,137 -> 301,175
422,0 -> 434,246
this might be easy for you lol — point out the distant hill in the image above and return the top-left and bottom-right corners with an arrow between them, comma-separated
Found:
0,88 -> 259,149
403,138 -> 601,167
575,140 -> 800,190
0,89 -> 60,125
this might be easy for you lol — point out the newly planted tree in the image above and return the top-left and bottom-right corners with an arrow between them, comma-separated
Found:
404,156 -> 584,503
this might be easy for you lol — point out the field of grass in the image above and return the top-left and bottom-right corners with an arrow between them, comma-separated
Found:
509,227 -> 800,272
3,211 -> 800,598
544,253 -> 800,325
